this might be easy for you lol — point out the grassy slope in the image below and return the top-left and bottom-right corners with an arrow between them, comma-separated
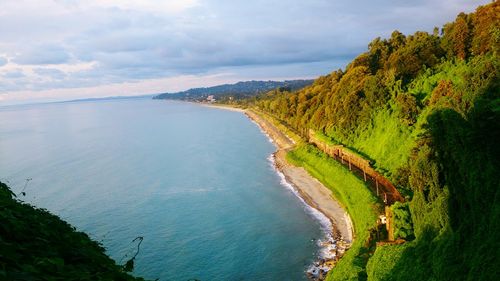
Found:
0,182 -> 145,281
360,62 -> 460,280
364,55 -> 499,280
287,145 -> 381,280
313,106 -> 415,179
248,3 -> 499,279
349,109 -> 415,177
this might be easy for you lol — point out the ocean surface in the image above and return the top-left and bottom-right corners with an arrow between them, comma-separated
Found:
0,98 -> 326,280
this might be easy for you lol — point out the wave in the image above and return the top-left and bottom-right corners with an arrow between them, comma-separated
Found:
267,154 -> 337,262
249,118 -> 276,145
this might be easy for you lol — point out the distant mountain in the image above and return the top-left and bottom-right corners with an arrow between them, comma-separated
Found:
153,80 -> 313,101
61,94 -> 155,104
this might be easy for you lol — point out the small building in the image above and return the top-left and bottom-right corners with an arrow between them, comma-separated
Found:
379,215 -> 387,224
207,95 -> 216,103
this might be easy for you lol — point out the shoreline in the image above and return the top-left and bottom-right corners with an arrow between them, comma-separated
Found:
244,110 -> 354,278
199,102 -> 355,278
197,102 -> 246,112
244,110 -> 353,242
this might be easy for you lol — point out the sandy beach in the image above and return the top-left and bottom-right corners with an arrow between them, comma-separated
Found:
245,110 -> 354,244
198,102 -> 247,112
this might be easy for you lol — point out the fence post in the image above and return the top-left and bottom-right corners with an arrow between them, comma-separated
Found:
363,170 -> 367,182
376,180 -> 379,196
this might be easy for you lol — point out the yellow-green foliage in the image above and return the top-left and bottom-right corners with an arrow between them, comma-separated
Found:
243,2 -> 499,280
390,202 -> 414,240
366,243 -> 411,281
287,145 -> 381,280
313,130 -> 340,145
349,108 -> 414,175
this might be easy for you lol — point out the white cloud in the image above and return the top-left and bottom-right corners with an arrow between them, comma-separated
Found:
84,0 -> 200,14
0,73 -> 239,105
0,0 -> 492,105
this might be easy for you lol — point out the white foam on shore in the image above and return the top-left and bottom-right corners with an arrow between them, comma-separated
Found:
267,154 -> 337,263
248,113 -> 338,272
248,118 -> 276,145
250,115 -> 331,234
267,154 -> 332,232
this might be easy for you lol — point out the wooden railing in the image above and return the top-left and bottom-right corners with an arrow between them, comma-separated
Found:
308,130 -> 404,205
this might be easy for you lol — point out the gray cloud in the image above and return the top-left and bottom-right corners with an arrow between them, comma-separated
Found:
33,68 -> 67,80
0,69 -> 28,92
0,0 -> 491,95
13,44 -> 71,65
2,69 -> 25,79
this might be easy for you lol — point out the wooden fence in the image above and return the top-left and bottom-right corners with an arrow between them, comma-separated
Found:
308,130 -> 404,205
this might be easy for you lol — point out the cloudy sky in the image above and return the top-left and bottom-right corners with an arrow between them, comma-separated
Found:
0,0 -> 489,105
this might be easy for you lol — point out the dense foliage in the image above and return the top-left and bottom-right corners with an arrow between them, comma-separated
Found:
153,79 -> 312,102
243,2 -> 499,280
0,181 -> 146,281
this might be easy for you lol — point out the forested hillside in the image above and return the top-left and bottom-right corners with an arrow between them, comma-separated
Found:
153,80 -> 312,102
243,2 -> 499,280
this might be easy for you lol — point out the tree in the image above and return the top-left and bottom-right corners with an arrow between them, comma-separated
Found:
471,1 -> 499,55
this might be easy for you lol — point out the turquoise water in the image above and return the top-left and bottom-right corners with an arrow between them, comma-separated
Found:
0,99 -> 325,280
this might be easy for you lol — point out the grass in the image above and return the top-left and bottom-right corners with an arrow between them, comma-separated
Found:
286,144 -> 382,280
317,108 -> 415,179
349,108 -> 415,177
313,130 -> 341,145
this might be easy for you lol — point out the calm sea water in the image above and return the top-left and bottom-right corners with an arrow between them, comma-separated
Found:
0,99 -> 325,280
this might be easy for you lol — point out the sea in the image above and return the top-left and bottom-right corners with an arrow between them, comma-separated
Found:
0,98 -> 327,280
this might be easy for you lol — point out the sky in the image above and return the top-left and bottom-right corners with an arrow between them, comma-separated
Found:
0,0 -> 491,105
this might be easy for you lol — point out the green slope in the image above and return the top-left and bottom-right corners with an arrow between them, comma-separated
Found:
243,2 -> 500,280
287,145 -> 381,280
0,182 -> 146,281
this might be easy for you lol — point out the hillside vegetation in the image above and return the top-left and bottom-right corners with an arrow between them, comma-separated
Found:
0,182 -> 146,281
154,79 -> 312,102
242,2 -> 499,280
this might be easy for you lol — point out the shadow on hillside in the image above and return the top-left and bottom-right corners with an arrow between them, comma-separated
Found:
379,93 -> 500,280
